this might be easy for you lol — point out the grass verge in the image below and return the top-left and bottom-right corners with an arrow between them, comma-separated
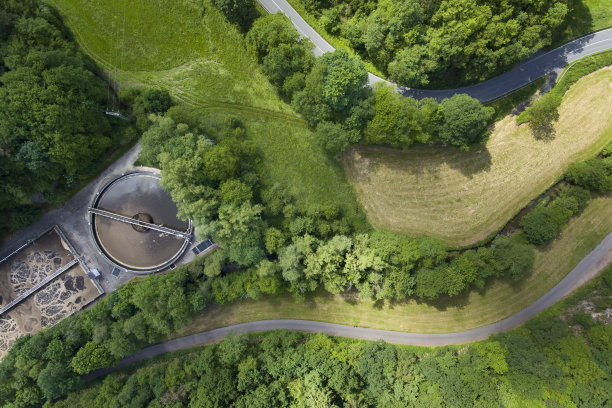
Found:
552,0 -> 612,46
342,66 -> 612,246
178,193 -> 612,335
486,78 -> 546,122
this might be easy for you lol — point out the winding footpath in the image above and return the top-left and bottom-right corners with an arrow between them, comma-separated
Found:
87,231 -> 612,381
257,0 -> 612,102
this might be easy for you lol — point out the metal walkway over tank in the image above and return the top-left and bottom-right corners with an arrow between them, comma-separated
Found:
88,207 -> 191,239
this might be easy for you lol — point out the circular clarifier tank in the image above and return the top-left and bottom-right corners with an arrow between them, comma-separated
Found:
90,172 -> 191,272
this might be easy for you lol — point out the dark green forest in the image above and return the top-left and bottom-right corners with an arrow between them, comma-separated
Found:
293,0 -> 577,87
46,265 -> 612,407
0,0 -> 130,233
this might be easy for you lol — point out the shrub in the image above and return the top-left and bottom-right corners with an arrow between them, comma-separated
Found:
519,206 -> 569,246
71,342 -> 115,375
9,206 -> 42,230
438,94 -> 494,151
565,159 -> 611,192
601,141 -> 612,157
489,236 -> 534,280
142,89 -> 173,114
586,325 -> 612,351
519,183 -> 592,246
552,185 -> 590,214
314,121 -> 356,157
518,92 -> 561,137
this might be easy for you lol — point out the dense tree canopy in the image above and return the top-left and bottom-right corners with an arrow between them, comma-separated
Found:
44,272 -> 612,408
247,13 -> 315,100
438,94 -> 494,150
301,0 -> 571,87
0,0 -> 118,232
246,13 -> 496,157
293,49 -> 370,126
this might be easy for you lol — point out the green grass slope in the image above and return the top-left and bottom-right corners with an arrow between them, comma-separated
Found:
49,0 -> 368,229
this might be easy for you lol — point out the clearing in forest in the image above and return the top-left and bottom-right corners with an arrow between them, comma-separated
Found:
343,67 -> 612,246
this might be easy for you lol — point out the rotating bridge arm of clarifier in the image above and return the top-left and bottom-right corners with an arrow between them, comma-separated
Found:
88,207 -> 191,239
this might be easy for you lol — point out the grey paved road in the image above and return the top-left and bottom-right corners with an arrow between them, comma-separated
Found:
257,0 -> 612,102
87,231 -> 612,381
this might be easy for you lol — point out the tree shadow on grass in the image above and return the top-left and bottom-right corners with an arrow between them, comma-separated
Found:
551,0 -> 594,47
530,119 -> 558,142
403,273 -> 531,313
445,145 -> 492,178
347,143 -> 493,184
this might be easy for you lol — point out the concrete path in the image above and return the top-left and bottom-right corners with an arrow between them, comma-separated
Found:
0,145 -> 143,293
257,0 -> 612,102
86,231 -> 612,381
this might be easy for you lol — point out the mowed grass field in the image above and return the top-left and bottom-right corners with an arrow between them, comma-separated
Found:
50,0 -> 368,228
50,0 -> 294,113
342,67 -> 612,246
179,194 -> 612,335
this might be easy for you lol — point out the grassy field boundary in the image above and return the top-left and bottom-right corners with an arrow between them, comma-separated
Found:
517,50 -> 612,126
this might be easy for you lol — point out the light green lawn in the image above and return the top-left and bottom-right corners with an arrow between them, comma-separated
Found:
583,0 -> 612,32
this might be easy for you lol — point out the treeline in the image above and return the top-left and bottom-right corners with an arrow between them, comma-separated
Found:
0,238 -> 608,407
213,8 -> 495,153
244,13 -> 494,153
47,266 -> 612,407
295,0 -> 569,87
520,147 -> 612,246
0,0 -> 132,234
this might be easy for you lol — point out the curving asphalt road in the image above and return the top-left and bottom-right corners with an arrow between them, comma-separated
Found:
256,0 -> 612,102
86,231 -> 612,381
